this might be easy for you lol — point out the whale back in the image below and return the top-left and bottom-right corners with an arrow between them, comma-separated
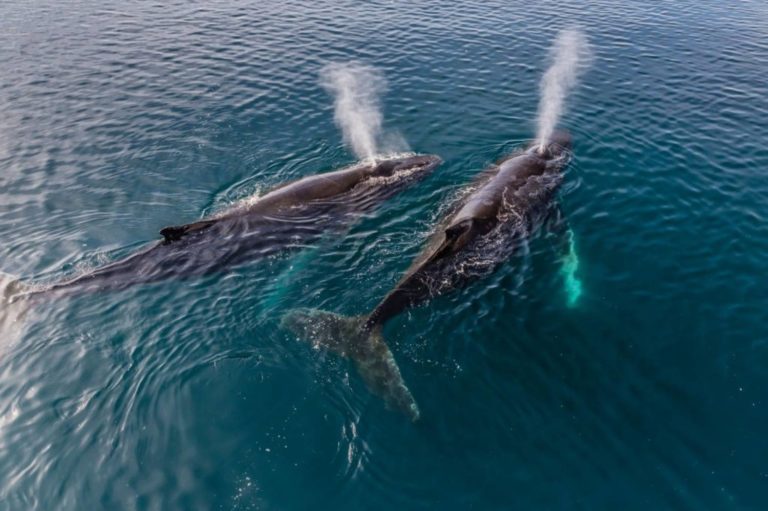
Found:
366,150 -> 566,328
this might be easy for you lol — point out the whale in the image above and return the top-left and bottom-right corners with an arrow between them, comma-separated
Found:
282,132 -> 574,420
6,154 -> 441,302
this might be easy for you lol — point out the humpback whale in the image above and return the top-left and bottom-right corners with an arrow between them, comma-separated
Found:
7,154 -> 441,301
282,132 -> 574,420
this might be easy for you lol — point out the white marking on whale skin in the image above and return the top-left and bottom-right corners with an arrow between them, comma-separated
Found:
363,160 -> 430,187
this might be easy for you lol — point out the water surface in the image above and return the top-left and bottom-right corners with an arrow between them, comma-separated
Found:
1,1 -> 767,509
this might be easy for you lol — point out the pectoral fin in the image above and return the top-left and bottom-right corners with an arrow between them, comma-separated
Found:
427,218 -> 475,263
546,204 -> 583,307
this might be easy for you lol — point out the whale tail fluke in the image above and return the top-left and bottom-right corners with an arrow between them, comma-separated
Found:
2,273 -> 26,299
281,308 -> 420,421
0,273 -> 34,338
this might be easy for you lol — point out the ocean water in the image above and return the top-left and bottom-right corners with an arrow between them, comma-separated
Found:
1,1 -> 767,509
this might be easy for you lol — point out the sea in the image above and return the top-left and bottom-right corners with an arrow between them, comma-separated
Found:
0,1 -> 766,509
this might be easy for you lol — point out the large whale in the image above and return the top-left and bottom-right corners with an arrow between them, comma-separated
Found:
7,154 -> 441,301
282,132 -> 573,420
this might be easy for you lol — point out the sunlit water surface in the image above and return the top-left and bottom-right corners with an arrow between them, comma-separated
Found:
1,1 -> 767,509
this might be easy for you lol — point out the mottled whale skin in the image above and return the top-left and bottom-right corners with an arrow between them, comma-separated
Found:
11,154 -> 441,300
283,132 -> 572,420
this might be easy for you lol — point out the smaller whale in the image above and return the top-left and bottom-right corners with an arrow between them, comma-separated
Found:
283,132 -> 574,420
6,154 -> 441,302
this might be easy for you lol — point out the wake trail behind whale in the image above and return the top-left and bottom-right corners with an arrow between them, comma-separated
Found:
535,29 -> 592,152
320,62 -> 402,161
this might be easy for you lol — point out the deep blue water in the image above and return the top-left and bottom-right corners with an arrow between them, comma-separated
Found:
1,1 -> 767,509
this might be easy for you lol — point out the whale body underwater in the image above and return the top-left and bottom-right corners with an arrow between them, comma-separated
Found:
283,131 -> 574,420
5,154 -> 441,302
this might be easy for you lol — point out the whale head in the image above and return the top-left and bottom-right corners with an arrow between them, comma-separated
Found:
370,154 -> 442,179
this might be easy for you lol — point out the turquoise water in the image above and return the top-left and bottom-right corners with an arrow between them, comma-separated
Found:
1,0 -> 767,509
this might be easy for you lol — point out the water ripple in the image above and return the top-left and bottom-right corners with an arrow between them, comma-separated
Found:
1,0 -> 767,509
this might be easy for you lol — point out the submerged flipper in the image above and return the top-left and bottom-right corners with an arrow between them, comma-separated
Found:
281,308 -> 420,421
160,219 -> 217,243
560,227 -> 582,307
546,205 -> 583,307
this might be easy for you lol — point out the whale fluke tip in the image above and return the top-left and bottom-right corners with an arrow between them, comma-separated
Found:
282,308 -> 420,421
